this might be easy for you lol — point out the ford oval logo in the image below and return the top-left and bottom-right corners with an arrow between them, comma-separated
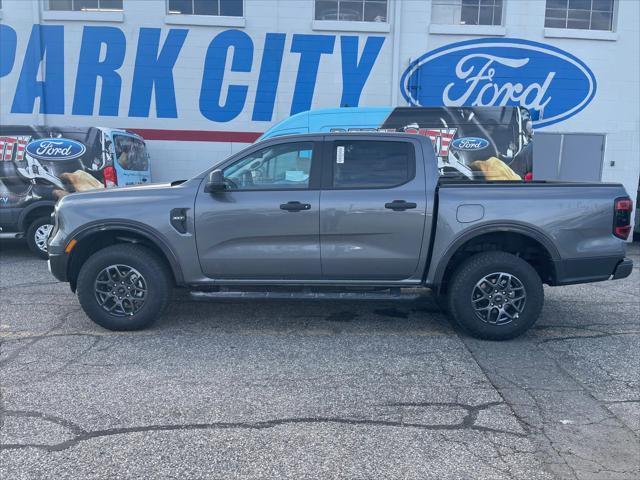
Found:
25,138 -> 86,161
451,137 -> 489,151
400,38 -> 597,128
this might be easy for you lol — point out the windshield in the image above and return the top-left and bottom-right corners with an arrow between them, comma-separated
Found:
114,135 -> 149,172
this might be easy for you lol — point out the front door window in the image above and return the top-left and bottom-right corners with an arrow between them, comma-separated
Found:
223,142 -> 314,190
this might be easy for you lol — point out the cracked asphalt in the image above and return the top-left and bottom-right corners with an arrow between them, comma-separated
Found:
0,240 -> 638,479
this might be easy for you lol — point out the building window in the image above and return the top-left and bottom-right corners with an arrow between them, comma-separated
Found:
46,0 -> 123,11
545,0 -> 615,31
431,0 -> 504,26
167,0 -> 243,17
315,0 -> 388,22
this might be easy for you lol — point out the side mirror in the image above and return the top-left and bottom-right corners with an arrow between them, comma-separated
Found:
204,169 -> 226,193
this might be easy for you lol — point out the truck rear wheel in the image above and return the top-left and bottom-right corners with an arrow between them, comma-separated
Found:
26,216 -> 54,259
77,244 -> 172,331
447,252 -> 543,340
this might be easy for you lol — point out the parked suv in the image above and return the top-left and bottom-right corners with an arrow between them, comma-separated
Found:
0,126 -> 151,257
48,133 -> 633,340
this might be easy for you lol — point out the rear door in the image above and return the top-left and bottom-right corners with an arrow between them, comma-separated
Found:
320,137 -> 428,281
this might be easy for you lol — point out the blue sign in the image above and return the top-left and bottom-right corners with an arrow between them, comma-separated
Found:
26,138 -> 86,161
451,137 -> 489,151
0,24 -> 385,123
400,38 -> 597,128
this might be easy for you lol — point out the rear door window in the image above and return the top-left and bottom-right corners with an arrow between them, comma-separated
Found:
330,140 -> 415,189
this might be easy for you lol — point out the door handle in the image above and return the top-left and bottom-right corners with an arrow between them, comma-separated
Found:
385,200 -> 417,211
280,201 -> 311,212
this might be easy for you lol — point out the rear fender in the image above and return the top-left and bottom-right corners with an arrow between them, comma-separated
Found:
429,222 -> 561,288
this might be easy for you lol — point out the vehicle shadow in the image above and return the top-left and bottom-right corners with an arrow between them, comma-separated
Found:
158,289 -> 453,337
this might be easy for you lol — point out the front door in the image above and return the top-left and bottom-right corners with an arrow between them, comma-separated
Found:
320,138 -> 428,281
195,140 -> 321,280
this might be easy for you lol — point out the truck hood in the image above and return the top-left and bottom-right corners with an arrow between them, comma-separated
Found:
70,182 -> 172,197
61,177 -> 200,201
57,178 -> 202,217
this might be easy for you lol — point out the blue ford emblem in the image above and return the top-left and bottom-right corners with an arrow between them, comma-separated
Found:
400,38 -> 597,128
25,138 -> 86,161
451,137 -> 489,151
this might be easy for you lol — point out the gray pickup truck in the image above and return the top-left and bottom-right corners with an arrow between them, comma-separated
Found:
48,133 -> 634,340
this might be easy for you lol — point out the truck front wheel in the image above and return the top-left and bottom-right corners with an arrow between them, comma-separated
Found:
447,252 -> 544,340
76,244 -> 172,331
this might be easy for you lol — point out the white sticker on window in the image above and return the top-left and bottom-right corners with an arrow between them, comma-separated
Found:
336,146 -> 345,164
285,170 -> 308,182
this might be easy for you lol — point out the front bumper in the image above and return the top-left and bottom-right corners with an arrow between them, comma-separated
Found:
48,251 -> 69,282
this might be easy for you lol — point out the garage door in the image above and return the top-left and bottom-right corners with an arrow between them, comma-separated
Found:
533,133 -> 605,182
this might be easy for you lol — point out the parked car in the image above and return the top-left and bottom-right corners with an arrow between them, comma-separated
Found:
47,133 -> 633,340
258,106 -> 534,181
0,126 -> 151,257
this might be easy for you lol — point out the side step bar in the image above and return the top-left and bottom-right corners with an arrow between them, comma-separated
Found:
190,287 -> 433,302
0,232 -> 23,239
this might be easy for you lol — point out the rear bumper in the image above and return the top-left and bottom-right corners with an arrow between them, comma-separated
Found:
553,256 -> 633,285
612,258 -> 633,280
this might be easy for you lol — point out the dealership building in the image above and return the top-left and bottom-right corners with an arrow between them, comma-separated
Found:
0,0 -> 638,206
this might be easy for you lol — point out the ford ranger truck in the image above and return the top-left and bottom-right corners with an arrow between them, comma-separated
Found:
47,133 -> 634,340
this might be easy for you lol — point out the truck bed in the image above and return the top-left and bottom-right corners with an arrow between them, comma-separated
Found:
426,180 -> 629,286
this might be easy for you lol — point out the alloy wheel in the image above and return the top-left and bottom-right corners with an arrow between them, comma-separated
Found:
94,264 -> 147,317
471,272 -> 526,325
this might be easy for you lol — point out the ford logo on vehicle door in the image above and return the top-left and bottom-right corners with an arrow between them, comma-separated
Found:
451,137 -> 489,151
400,38 -> 597,128
25,138 -> 86,161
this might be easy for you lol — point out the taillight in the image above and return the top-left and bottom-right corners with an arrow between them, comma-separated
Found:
524,172 -> 533,182
613,196 -> 632,240
103,166 -> 117,188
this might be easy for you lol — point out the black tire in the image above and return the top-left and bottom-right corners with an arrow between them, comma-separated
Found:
77,244 -> 172,331
26,216 -> 54,259
434,293 -> 449,314
447,252 -> 543,341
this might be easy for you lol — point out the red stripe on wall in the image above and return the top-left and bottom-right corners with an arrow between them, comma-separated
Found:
126,129 -> 263,143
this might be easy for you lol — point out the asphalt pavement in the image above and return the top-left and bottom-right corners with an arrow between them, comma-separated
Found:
0,240 -> 638,479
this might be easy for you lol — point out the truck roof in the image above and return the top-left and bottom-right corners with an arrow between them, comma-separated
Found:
256,130 -> 435,147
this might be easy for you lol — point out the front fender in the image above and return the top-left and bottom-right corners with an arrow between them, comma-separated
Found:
67,220 -> 185,286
